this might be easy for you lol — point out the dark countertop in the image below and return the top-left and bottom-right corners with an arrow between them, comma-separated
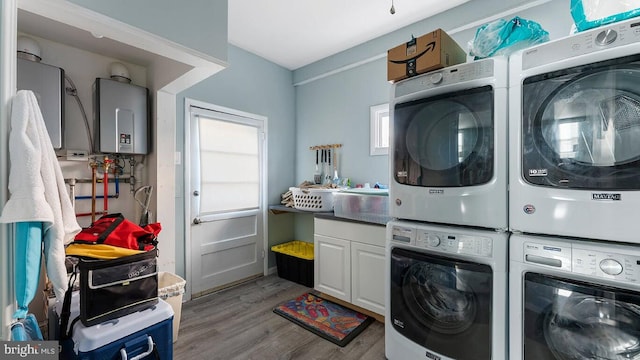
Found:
268,204 -> 386,227
268,204 -> 332,215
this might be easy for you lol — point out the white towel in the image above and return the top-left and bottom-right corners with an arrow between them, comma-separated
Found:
1,90 -> 81,301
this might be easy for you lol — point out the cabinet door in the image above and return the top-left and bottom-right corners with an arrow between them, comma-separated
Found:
314,234 -> 351,302
351,242 -> 385,315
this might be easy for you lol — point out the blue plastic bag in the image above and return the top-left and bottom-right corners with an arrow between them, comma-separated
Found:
10,314 -> 44,341
469,17 -> 549,59
571,0 -> 640,32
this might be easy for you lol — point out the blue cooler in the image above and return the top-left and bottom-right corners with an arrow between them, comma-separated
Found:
60,293 -> 173,359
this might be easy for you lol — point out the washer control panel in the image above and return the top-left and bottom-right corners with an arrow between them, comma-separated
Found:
523,242 -> 572,272
417,231 -> 493,257
390,225 -> 415,244
573,247 -> 640,284
394,58 -> 495,98
521,18 -> 640,71
523,241 -> 640,284
390,223 -> 492,257
595,28 -> 618,46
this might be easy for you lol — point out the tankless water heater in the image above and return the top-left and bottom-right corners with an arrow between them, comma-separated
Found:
17,57 -> 65,149
94,78 -> 149,155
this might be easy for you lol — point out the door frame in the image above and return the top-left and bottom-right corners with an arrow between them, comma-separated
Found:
183,98 -> 268,301
0,0 -> 17,339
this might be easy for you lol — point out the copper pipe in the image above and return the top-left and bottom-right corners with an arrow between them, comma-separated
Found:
103,156 -> 112,215
103,173 -> 108,214
90,162 -> 97,223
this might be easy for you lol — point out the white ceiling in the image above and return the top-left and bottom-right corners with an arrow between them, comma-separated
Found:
228,0 -> 470,70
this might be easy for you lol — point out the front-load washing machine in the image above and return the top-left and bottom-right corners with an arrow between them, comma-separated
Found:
509,17 -> 640,243
509,234 -> 640,360
386,220 -> 508,360
390,57 -> 508,230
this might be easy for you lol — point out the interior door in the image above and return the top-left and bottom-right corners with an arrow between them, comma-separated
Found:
187,103 -> 266,297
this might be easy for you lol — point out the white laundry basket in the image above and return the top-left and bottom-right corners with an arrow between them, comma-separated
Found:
289,187 -> 338,212
158,272 -> 186,343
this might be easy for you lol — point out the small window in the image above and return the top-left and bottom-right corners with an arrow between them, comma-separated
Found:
370,103 -> 390,156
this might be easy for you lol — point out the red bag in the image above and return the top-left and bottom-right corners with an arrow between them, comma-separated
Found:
73,213 -> 161,251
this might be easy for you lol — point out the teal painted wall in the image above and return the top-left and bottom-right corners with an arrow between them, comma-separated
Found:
68,0 -> 228,62
175,45 -> 296,276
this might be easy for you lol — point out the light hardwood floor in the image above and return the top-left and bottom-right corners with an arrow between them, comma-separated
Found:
174,274 -> 386,360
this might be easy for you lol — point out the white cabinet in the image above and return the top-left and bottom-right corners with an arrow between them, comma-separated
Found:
314,217 -> 386,315
315,235 -> 351,300
350,241 -> 385,314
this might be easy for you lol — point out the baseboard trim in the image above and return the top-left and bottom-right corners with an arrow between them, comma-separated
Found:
316,291 -> 385,324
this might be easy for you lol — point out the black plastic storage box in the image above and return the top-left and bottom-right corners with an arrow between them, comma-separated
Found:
271,241 -> 314,287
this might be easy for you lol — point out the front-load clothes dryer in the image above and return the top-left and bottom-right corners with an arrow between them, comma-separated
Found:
509,17 -> 640,243
509,234 -> 640,360
390,57 -> 508,230
386,220 -> 508,360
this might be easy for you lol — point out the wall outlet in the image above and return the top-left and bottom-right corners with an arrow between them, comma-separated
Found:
66,149 -> 89,161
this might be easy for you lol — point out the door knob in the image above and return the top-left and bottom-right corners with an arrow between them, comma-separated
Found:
193,217 -> 201,225
193,190 -> 199,196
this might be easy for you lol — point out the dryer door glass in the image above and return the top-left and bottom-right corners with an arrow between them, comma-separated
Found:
393,85 -> 494,187
522,55 -> 640,189
523,272 -> 640,360
389,247 -> 493,360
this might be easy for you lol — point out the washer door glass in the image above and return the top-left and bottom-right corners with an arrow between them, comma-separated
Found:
393,86 -> 494,187
403,262 -> 477,334
390,247 -> 493,360
522,55 -> 640,189
523,272 -> 640,360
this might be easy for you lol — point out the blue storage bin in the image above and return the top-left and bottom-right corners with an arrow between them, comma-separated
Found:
61,297 -> 174,359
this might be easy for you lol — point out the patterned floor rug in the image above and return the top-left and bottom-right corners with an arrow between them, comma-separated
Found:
273,292 -> 374,347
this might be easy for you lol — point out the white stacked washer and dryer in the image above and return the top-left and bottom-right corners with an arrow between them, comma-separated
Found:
386,57 -> 510,360
508,17 -> 640,360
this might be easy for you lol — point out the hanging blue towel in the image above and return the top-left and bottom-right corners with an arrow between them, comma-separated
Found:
13,222 -> 43,319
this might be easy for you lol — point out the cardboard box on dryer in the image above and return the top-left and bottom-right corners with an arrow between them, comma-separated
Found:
387,29 -> 467,83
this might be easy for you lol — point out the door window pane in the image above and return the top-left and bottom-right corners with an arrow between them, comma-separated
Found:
198,116 -> 259,213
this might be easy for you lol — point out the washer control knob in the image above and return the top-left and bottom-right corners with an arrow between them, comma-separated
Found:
430,72 -> 443,84
426,235 -> 441,247
600,258 -> 623,275
595,29 -> 617,46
